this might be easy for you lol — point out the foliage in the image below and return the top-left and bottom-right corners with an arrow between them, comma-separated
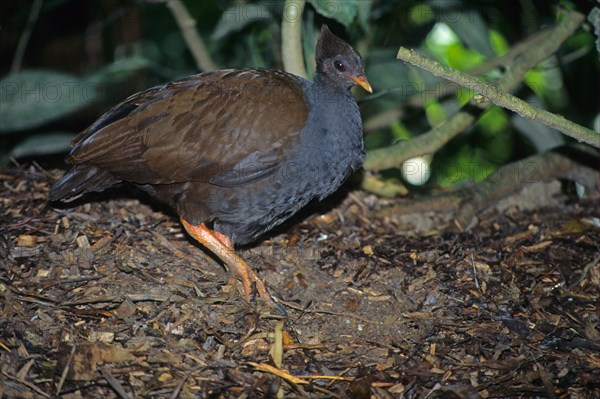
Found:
1,70 -> 90,132
1,0 -> 598,190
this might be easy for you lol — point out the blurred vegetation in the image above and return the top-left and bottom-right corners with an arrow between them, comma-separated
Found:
0,0 -> 598,191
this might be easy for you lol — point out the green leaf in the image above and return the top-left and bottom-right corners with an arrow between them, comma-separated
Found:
477,106 -> 509,136
307,0 -> 358,27
11,132 -> 75,158
390,120 -> 413,140
447,44 -> 485,71
0,69 -> 97,133
489,29 -> 509,55
212,4 -> 273,40
443,9 -> 495,57
88,56 -> 154,84
424,100 -> 446,127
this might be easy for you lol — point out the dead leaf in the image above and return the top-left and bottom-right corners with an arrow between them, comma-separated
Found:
68,343 -> 136,381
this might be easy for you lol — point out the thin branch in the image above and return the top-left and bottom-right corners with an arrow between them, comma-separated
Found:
398,48 -> 600,148
395,47 -> 598,147
1,370 -> 50,398
364,107 -> 480,172
165,0 -> 217,72
454,145 -> 599,229
373,145 -> 599,230
10,0 -> 43,73
281,0 -> 307,78
101,367 -> 132,399
362,28 -> 550,132
56,344 -> 77,395
364,9 -> 591,171
169,371 -> 191,399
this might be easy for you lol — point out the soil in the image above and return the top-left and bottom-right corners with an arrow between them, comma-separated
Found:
1,166 -> 599,398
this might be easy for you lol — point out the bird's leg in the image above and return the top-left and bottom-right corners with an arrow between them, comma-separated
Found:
180,218 -> 270,303
210,231 -> 250,295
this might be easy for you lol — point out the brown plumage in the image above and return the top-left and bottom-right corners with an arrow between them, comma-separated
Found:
50,25 -> 372,304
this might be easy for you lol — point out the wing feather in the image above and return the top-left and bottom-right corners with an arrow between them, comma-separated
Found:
67,69 -> 309,186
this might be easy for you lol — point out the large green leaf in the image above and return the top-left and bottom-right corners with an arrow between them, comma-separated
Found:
88,56 -> 154,84
11,131 -> 75,158
212,4 -> 273,40
307,0 -> 358,27
0,69 -> 97,133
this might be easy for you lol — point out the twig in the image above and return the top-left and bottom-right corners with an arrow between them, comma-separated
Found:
364,8 -> 591,171
60,293 -> 186,306
100,367 -> 132,399
16,359 -> 35,380
568,255 -> 600,291
164,0 -> 217,71
56,344 -> 77,395
1,370 -> 50,398
414,28 -> 550,106
34,275 -> 104,289
396,47 -> 598,147
248,362 -> 309,384
471,254 -> 481,292
169,371 -> 191,399
279,299 -> 379,324
281,0 -> 307,78
10,0 -> 43,73
364,106 -> 480,171
362,28 -> 550,131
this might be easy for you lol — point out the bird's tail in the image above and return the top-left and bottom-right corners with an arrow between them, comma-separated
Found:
49,165 -> 119,202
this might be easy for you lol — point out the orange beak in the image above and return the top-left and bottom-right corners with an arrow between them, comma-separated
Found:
351,74 -> 373,93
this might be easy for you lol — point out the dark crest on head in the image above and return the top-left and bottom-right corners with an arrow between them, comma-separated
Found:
316,25 -> 356,65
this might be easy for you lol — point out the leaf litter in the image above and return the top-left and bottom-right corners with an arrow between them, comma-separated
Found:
1,165 -> 598,398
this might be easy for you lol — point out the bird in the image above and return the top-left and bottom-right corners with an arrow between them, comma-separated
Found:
50,25 -> 372,305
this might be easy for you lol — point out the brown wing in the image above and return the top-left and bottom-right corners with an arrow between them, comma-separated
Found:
67,69 -> 309,186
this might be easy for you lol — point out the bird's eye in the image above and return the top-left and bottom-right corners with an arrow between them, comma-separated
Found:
334,60 -> 346,71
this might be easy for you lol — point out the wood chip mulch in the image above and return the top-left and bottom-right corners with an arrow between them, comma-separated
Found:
1,165 -> 599,398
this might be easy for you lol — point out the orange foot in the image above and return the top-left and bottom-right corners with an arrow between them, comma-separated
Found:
180,218 -> 271,304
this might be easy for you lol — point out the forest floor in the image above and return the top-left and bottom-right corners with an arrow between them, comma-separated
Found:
1,165 -> 599,398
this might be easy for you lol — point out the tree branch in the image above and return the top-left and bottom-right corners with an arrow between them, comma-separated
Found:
363,28 -> 550,132
281,0 -> 307,78
454,145 -> 599,229
373,145 -> 599,230
10,0 -> 44,73
394,47 -> 598,147
165,0 -> 217,72
364,9 -> 593,171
